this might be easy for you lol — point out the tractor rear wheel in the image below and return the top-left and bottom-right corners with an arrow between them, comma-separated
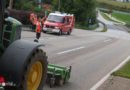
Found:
5,49 -> 48,90
14,49 -> 47,90
24,49 -> 48,90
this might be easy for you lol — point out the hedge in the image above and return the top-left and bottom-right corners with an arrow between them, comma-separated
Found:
7,9 -> 45,25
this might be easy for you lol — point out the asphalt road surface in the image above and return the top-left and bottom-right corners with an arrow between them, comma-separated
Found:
21,14 -> 130,90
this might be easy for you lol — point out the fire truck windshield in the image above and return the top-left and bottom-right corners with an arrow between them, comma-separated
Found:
47,15 -> 63,22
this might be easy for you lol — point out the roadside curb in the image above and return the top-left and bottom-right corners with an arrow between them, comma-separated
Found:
98,76 -> 130,90
115,24 -> 130,33
90,56 -> 130,90
96,20 -> 107,32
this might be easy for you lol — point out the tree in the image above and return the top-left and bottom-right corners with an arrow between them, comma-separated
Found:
52,0 -> 96,26
6,0 -> 44,13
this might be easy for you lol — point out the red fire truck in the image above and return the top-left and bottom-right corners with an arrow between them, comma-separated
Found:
43,11 -> 75,35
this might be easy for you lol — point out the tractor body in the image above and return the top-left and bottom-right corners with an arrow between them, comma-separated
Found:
0,0 -> 48,90
0,0 -> 71,89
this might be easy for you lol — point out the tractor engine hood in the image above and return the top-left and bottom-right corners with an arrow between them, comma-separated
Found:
5,17 -> 22,26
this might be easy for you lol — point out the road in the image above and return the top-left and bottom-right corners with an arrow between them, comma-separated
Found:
21,14 -> 130,90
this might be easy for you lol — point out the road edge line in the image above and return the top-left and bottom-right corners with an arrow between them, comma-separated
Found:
57,46 -> 85,55
90,56 -> 130,90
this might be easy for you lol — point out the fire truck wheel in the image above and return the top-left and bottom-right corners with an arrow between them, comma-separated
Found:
58,30 -> 62,36
67,30 -> 71,35
43,31 -> 47,33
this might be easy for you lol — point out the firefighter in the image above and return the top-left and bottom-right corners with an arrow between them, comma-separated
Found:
30,13 -> 37,31
30,13 -> 34,21
30,13 -> 34,30
33,14 -> 37,25
34,18 -> 42,42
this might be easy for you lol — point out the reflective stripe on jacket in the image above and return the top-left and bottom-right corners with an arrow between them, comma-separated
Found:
30,13 -> 34,21
33,17 -> 37,25
36,22 -> 42,33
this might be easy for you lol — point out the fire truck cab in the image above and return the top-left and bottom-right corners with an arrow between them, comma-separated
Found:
43,11 -> 75,35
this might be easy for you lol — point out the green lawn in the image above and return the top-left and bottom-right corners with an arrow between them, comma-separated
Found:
111,12 -> 130,23
112,61 -> 130,79
101,28 -> 107,32
97,0 -> 130,9
100,12 -> 120,23
96,0 -> 130,12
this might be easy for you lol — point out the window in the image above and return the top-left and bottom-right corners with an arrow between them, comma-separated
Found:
62,17 -> 65,24
66,17 -> 69,23
47,15 -> 63,22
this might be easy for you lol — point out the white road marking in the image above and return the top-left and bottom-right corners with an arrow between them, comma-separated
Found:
42,38 -> 55,40
40,37 -> 66,41
104,39 -> 111,42
57,46 -> 85,55
90,56 -> 130,90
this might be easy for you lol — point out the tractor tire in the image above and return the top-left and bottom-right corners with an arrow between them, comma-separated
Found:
22,49 -> 48,90
5,49 -> 48,90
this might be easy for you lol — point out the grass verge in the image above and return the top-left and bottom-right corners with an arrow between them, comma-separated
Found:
111,12 -> 130,24
101,28 -> 107,32
125,23 -> 130,28
112,60 -> 130,79
75,24 -> 99,30
100,11 -> 120,23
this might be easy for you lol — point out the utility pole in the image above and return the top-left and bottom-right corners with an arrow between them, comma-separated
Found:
9,0 -> 13,9
58,0 -> 60,11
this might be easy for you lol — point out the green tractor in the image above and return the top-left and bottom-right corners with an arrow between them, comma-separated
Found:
0,0 -> 72,89
0,0 -> 48,90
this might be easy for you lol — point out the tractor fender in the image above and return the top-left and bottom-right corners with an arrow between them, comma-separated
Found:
0,40 -> 44,86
